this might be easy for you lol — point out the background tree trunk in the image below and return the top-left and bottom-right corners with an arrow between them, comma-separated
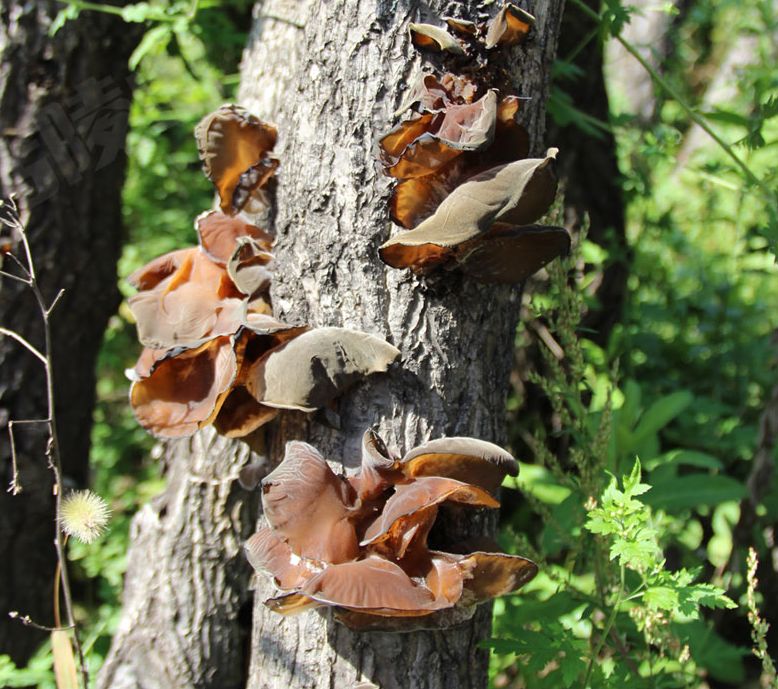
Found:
100,1 -> 564,688
0,1 -> 138,663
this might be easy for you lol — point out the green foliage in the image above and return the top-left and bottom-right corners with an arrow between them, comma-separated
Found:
492,240 -> 749,687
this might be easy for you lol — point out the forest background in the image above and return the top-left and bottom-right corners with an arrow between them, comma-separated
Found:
1,0 -> 777,686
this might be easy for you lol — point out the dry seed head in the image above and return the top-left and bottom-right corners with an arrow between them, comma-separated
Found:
60,490 -> 111,543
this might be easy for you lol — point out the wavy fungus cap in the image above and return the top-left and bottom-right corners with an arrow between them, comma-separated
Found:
195,104 -> 278,215
245,432 -> 537,630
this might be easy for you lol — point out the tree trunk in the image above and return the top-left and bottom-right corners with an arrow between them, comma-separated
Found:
100,1 -> 564,687
0,1 -> 138,663
549,0 -> 628,343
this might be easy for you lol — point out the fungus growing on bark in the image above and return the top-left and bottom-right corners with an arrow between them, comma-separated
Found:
243,327 -> 400,412
196,210 -> 273,264
408,23 -> 465,55
127,163 -> 400,439
379,149 -> 570,282
484,4 -> 535,49
129,336 -> 236,437
406,5 -> 535,58
245,431 -> 537,629
195,104 -> 278,215
380,74 -> 530,231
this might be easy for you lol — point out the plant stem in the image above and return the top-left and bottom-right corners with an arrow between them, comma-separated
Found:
582,565 -> 625,688
1,199 -> 89,688
35,283 -> 89,689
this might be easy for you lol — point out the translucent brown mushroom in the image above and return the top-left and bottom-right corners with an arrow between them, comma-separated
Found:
245,431 -> 538,629
484,4 -> 535,49
380,76 -> 530,230
195,104 -> 279,215
379,149 -> 571,283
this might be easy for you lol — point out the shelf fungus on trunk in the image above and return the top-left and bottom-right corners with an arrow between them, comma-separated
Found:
245,431 -> 537,631
127,209 -> 398,438
195,104 -> 279,215
407,4 -> 535,57
379,150 -> 570,283
381,74 -> 530,230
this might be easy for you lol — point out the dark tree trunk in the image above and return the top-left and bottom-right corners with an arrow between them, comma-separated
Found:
549,0 -> 628,344
100,1 -> 565,688
0,1 -> 138,663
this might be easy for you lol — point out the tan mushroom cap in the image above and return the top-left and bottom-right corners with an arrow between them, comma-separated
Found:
226,236 -> 274,297
195,104 -> 278,215
361,476 -> 499,547
299,557 -> 451,615
444,17 -> 477,36
128,247 -> 247,350
129,335 -> 236,438
261,441 -> 359,563
347,429 -> 400,500
264,592 -> 323,616
485,4 -> 536,49
245,327 -> 400,412
127,248 -> 192,291
408,23 -> 465,55
434,90 -> 497,151
400,437 -> 519,494
196,210 -> 273,265
457,224 -> 571,284
386,134 -> 462,180
379,150 -> 559,274
459,551 -> 538,602
394,73 -> 453,116
380,113 -> 436,161
244,527 -> 321,590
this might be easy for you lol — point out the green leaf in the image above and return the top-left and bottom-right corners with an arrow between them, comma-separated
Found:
121,2 -> 155,22
644,474 -> 746,511
643,449 -> 723,472
674,620 -> 748,684
129,25 -> 173,71
627,390 -> 693,449
50,5 -> 79,35
643,586 -> 678,611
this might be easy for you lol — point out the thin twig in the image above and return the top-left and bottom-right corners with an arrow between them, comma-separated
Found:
1,199 -> 90,688
0,269 -> 30,285
6,419 -> 48,494
8,611 -> 75,633
47,288 -> 66,316
0,326 -> 47,365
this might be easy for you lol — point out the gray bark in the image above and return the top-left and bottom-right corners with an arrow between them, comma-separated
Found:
100,1 -> 564,688
96,430 -> 257,689
241,1 -> 564,688
0,0 -> 138,663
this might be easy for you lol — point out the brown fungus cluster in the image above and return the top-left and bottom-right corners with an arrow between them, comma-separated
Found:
245,430 -> 537,630
127,106 -> 400,438
378,6 -> 571,283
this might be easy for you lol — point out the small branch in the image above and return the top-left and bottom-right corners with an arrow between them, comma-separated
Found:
1,198 -> 90,688
5,419 -> 48,494
0,269 -> 30,285
4,251 -> 31,280
0,326 -> 47,365
8,611 -> 75,633
47,288 -> 66,316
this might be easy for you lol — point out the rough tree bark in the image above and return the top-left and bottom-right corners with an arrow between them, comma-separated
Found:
0,1 -> 138,663
100,1 -> 564,688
